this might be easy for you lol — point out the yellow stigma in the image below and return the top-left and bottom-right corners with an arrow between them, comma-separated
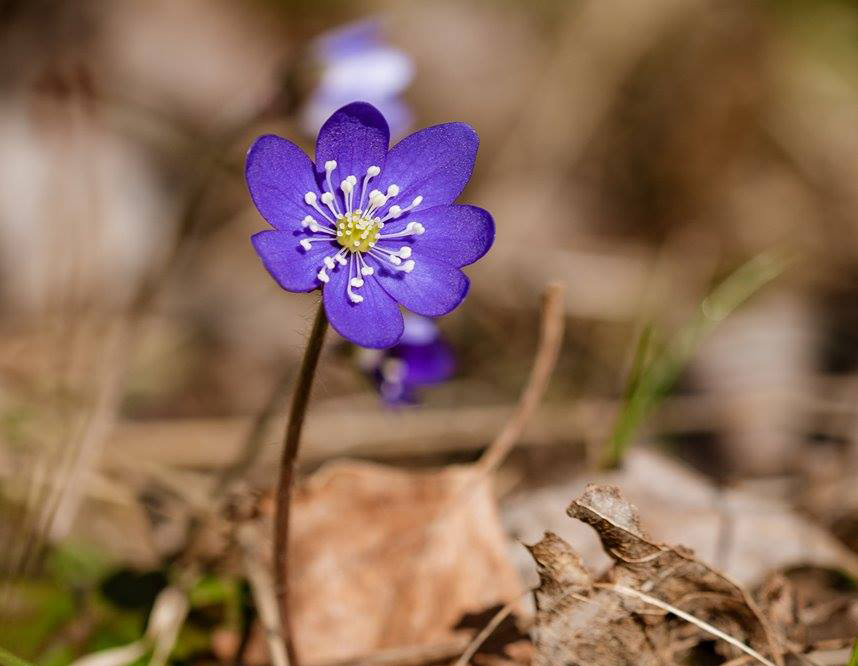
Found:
336,211 -> 381,253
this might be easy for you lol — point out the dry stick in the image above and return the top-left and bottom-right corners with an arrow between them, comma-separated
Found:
274,302 -> 328,666
599,583 -> 778,666
450,598 -> 518,666
475,282 -> 565,475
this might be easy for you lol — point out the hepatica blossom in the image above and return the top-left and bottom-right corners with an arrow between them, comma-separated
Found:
357,314 -> 455,404
247,102 -> 494,348
301,21 -> 413,137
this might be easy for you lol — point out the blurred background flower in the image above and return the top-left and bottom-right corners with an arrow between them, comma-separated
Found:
355,314 -> 455,405
300,19 -> 414,137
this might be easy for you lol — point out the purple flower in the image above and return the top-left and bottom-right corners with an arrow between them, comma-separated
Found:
301,20 -> 413,137
246,102 -> 494,349
357,314 -> 455,404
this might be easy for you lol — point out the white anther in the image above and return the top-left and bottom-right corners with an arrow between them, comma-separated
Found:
340,179 -> 354,194
361,265 -> 374,276
368,189 -> 382,200
411,196 -> 423,207
304,192 -> 317,204
401,260 -> 415,273
324,256 -> 335,270
350,277 -> 364,287
301,215 -> 313,228
399,246 -> 412,259
409,222 -> 425,235
389,255 -> 402,265
367,166 -> 381,177
336,253 -> 347,265
349,293 -> 364,303
317,269 -> 329,283
353,240 -> 361,247
324,160 -> 337,171
388,205 -> 402,219
321,192 -> 334,205
308,222 -> 319,232
299,239 -> 312,251
386,184 -> 400,197
347,175 -> 358,185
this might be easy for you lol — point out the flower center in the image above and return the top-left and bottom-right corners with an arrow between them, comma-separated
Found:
336,211 -> 381,253
299,161 -> 426,304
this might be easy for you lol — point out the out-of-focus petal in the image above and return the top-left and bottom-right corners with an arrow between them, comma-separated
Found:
398,338 -> 455,385
319,48 -> 414,99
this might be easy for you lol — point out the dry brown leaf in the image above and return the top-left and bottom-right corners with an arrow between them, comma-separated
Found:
266,461 -> 522,664
504,449 -> 858,587
527,484 -> 784,666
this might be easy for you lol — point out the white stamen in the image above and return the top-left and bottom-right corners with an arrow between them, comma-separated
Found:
301,215 -> 314,228
380,205 -> 402,222
304,191 -> 334,223
308,221 -> 336,235
359,166 -> 381,210
399,246 -> 412,258
346,255 -> 364,303
322,161 -> 343,216
386,184 -> 400,197
368,249 -> 415,272
379,221 -> 424,240
320,191 -> 340,217
299,236 -> 335,251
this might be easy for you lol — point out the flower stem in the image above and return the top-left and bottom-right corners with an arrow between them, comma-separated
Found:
274,302 -> 327,666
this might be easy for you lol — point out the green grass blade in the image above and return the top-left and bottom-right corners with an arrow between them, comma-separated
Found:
603,250 -> 788,468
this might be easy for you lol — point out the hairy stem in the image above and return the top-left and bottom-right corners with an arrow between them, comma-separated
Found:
274,302 -> 328,666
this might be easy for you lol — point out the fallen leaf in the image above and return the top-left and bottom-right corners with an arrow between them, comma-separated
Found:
527,484 -> 783,666
504,449 -> 858,587
266,461 -> 523,664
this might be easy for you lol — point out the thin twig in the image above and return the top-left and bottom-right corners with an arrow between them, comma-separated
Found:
476,282 -> 565,474
450,599 -> 517,666
274,302 -> 328,666
600,583 -> 777,666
